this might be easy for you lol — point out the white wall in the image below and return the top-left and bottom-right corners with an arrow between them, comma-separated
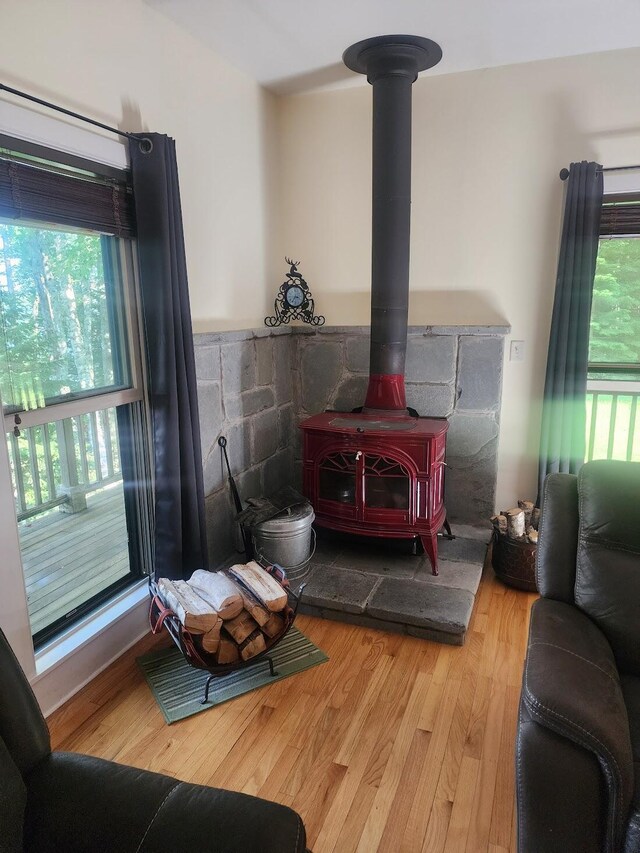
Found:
0,0 -> 278,332
276,47 -> 640,509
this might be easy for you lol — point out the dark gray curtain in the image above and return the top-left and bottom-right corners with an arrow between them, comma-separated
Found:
129,133 -> 208,580
538,161 -> 603,504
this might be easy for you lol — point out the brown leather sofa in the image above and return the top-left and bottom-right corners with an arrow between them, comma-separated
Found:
0,626 -> 307,852
516,460 -> 640,853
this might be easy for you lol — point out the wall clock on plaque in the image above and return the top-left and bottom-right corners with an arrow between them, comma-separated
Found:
265,258 -> 325,327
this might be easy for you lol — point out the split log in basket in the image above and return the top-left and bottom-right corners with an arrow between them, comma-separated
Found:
201,621 -> 223,654
239,589 -> 271,628
506,508 -> 526,540
216,636 -> 240,665
491,497 -> 540,544
490,514 -> 508,535
518,499 -> 535,529
223,610 -> 259,645
157,579 -> 221,636
189,570 -> 243,620
228,561 -> 288,612
531,506 -> 541,530
238,629 -> 266,661
262,612 -> 286,639
156,563 -> 289,666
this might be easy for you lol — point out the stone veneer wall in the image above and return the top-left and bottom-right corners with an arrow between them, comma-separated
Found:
194,324 -> 508,567
193,329 -> 295,567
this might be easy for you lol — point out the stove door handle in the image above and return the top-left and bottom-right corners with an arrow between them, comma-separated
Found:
355,450 -> 363,461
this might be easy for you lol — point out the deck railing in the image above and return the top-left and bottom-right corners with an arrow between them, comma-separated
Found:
7,408 -> 122,521
586,377 -> 640,463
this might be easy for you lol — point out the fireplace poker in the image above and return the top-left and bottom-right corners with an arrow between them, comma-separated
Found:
218,436 -> 254,558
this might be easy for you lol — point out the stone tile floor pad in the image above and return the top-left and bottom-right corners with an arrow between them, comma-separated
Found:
299,525 -> 490,645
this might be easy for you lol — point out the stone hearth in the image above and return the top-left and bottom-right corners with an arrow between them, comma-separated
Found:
298,524 -> 490,645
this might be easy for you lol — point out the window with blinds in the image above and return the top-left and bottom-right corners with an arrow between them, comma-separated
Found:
0,134 -> 151,647
0,146 -> 135,238
599,193 -> 640,237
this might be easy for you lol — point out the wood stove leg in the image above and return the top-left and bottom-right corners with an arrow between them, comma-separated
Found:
420,534 -> 439,576
441,514 -> 455,540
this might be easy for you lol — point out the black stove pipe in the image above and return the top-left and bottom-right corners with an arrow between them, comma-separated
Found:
343,36 -> 442,411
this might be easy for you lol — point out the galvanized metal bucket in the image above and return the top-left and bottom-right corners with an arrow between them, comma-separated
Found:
252,502 -> 316,584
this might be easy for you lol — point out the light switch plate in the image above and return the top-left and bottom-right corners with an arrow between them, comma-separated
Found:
510,340 -> 525,362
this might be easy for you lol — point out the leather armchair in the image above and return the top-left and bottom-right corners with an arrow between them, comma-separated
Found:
0,627 -> 307,852
516,460 -> 640,853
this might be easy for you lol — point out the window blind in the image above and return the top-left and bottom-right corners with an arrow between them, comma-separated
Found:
600,193 -> 640,237
0,155 -> 135,238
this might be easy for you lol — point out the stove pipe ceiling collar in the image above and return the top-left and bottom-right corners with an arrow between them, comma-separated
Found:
342,35 -> 443,412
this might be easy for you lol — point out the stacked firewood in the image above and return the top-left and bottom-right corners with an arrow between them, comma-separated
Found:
491,500 -> 540,544
157,561 -> 287,665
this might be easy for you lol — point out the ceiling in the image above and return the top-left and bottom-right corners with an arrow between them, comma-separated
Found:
147,0 -> 640,94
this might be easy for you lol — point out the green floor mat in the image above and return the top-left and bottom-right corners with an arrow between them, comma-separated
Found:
137,627 -> 328,724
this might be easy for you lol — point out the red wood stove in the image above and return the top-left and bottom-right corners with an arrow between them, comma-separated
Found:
300,411 -> 448,573
299,36 -> 450,574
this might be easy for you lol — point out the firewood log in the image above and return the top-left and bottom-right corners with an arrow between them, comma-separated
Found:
157,578 -> 221,634
188,570 -> 243,620
223,609 -> 259,645
239,629 -> 267,661
228,561 -> 287,612
531,507 -> 541,530
527,528 -> 539,545
201,618 -> 222,653
262,612 -> 286,639
237,587 -> 271,627
490,514 -> 508,535
506,508 -> 525,540
518,500 -> 534,529
216,636 -> 240,665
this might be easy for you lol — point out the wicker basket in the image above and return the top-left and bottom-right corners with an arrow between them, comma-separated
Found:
491,530 -> 538,592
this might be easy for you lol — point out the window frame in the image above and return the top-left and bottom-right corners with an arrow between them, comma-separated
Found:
0,135 -> 153,648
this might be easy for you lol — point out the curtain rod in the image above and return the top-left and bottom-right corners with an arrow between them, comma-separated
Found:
0,82 -> 148,146
559,164 -> 640,181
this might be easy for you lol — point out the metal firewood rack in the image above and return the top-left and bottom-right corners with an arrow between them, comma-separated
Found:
148,564 -> 306,704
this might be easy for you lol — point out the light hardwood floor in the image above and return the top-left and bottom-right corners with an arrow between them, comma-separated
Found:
48,566 -> 536,852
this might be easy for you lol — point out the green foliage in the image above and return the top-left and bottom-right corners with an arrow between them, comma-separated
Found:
0,223 -> 126,513
589,238 -> 640,365
0,224 -> 116,410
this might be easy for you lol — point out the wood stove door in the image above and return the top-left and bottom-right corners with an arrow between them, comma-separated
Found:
361,453 -> 412,523
316,447 -> 414,524
317,450 -> 358,520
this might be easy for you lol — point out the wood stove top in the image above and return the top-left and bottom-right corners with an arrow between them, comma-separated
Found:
301,411 -> 448,436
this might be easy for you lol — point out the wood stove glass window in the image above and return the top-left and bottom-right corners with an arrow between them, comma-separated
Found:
319,451 -> 356,504
364,455 -> 410,510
